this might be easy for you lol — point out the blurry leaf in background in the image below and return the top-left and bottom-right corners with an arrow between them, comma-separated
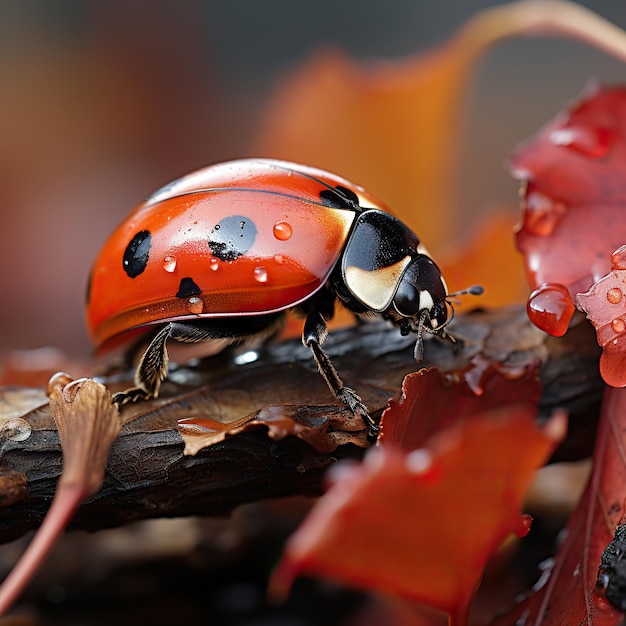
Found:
252,0 -> 626,308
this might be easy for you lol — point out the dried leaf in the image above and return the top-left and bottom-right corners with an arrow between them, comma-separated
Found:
512,84 -> 626,336
0,374 -> 120,616
492,387 -> 626,625
158,362 -> 394,456
178,404 -> 369,456
271,368 -> 565,625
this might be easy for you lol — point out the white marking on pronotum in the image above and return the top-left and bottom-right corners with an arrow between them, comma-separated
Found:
344,257 -> 411,311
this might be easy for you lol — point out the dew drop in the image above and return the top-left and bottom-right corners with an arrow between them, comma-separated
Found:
521,188 -> 567,237
209,258 -> 219,271
1,418 -> 32,442
549,124 -> 614,158
273,221 -> 293,241
274,254 -> 284,264
254,266 -> 268,283
612,318 -> 625,334
163,255 -> 177,273
607,287 -> 623,304
611,245 -> 626,269
187,297 -> 203,314
527,283 -> 575,336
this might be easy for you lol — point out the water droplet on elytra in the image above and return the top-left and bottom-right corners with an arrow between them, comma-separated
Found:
274,254 -> 284,264
607,287 -> 623,304
549,124 -> 614,158
273,221 -> 293,241
612,318 -> 625,334
209,258 -> 219,271
527,283 -> 575,336
163,255 -> 177,272
1,418 -> 32,442
254,266 -> 268,283
187,297 -> 203,314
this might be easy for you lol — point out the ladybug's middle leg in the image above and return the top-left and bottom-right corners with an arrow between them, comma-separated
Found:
303,311 -> 379,437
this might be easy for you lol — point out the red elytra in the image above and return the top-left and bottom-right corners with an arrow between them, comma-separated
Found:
86,159 -> 389,352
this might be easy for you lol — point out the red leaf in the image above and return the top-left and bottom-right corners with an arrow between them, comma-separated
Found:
492,387 -> 626,625
378,360 -> 542,450
271,368 -> 564,625
510,84 -> 626,336
577,247 -> 626,388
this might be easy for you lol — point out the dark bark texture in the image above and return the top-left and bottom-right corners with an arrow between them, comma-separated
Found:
0,307 -> 604,543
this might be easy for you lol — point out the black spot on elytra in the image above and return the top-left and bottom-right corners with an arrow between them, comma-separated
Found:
123,230 -> 152,278
176,277 -> 202,298
208,215 -> 257,261
319,185 -> 360,209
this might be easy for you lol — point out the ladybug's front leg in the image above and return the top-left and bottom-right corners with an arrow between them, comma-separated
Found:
112,323 -> 172,406
303,311 -> 379,437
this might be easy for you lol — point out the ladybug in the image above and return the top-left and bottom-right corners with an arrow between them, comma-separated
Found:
86,159 -> 481,435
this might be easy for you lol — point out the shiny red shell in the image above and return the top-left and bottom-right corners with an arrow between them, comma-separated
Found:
86,159 -> 389,351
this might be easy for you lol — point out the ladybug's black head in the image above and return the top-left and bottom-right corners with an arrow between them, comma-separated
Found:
337,209 -> 482,361
338,209 -> 450,344
391,255 -> 449,332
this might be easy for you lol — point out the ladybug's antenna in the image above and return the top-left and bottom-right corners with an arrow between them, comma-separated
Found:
447,284 -> 484,300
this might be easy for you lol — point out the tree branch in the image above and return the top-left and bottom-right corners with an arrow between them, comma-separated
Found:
0,307 -> 603,542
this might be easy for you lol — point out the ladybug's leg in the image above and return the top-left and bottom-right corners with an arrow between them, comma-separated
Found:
113,323 -> 173,406
303,311 -> 379,437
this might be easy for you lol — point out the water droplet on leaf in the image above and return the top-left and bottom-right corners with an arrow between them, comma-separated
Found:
607,287 -> 623,304
521,189 -> 567,237
527,283 -> 575,336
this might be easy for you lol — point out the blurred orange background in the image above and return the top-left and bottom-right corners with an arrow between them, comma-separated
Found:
2,1 -> 626,357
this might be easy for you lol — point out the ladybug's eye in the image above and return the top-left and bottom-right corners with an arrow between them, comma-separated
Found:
393,281 -> 420,317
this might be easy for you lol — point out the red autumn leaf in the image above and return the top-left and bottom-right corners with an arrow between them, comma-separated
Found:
378,360 -> 542,451
491,387 -> 626,625
511,84 -> 626,337
576,246 -> 626,388
271,367 -> 565,625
